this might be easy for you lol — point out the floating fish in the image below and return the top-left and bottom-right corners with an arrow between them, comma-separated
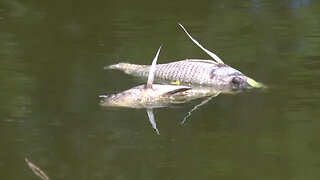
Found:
106,24 -> 264,92
100,46 -> 219,134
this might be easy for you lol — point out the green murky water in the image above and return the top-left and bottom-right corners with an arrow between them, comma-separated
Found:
0,0 -> 319,179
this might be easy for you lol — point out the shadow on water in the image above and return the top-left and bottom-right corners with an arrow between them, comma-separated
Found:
0,0 -> 320,179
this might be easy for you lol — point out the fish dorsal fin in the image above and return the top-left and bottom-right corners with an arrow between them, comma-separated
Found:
178,23 -> 225,64
147,45 -> 162,89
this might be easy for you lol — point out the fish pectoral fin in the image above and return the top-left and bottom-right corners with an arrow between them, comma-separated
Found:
165,87 -> 191,96
178,23 -> 225,64
171,80 -> 181,85
181,94 -> 217,124
146,108 -> 160,135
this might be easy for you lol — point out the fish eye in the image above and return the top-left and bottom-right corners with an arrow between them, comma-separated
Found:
231,77 -> 241,85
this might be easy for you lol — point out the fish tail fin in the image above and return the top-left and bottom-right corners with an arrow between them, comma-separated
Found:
104,63 -> 149,77
104,62 -> 130,70
99,95 -> 109,98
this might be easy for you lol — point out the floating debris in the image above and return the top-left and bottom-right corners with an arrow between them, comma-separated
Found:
25,158 -> 50,180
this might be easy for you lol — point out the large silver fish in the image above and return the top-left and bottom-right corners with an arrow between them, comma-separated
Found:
106,24 -> 263,92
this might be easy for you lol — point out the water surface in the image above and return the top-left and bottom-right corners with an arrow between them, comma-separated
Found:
0,0 -> 319,179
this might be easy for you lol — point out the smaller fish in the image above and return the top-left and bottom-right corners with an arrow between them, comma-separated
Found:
100,46 -> 196,109
100,46 -> 218,134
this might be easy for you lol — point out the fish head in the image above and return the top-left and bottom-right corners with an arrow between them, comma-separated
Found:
100,87 -> 144,108
211,65 -> 263,92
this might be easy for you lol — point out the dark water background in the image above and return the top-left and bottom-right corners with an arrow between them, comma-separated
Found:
0,0 -> 319,179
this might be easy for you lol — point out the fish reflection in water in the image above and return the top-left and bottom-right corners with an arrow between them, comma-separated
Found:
100,46 -> 220,134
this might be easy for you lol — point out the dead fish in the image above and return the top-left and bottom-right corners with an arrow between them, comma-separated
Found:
100,46 -> 219,134
106,23 -> 264,92
101,46 -> 198,109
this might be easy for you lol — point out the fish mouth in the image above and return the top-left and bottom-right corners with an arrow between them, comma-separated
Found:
228,77 -> 265,92
232,77 -> 266,92
99,94 -> 116,106
246,78 -> 265,89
